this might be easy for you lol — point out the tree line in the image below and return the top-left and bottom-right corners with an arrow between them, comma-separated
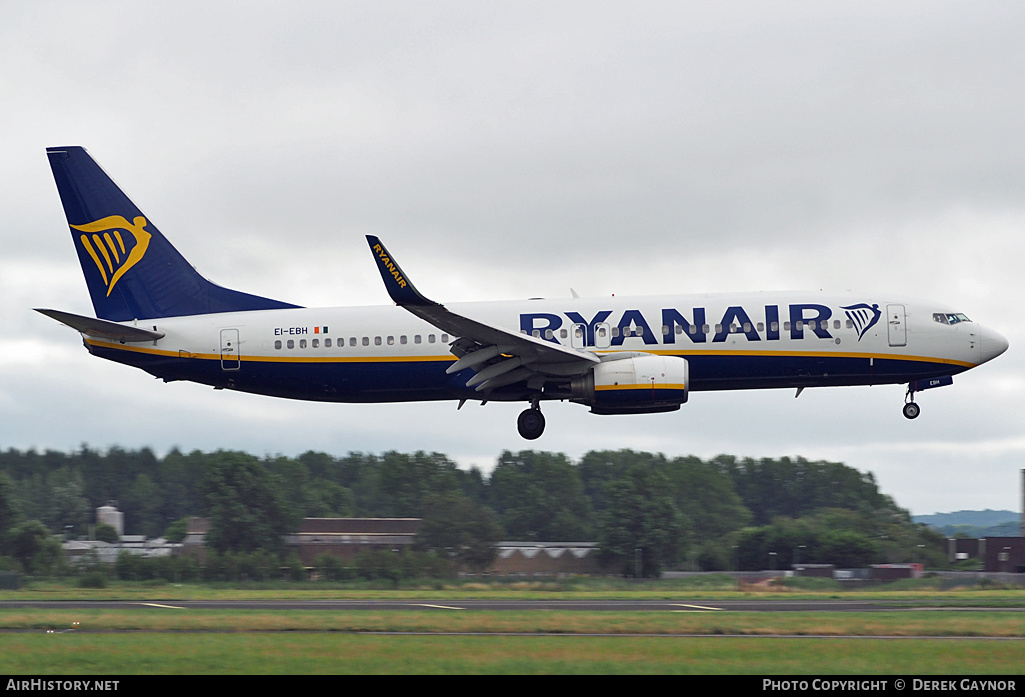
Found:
0,446 -> 946,577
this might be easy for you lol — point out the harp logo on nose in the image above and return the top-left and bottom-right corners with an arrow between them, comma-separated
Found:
841,303 -> 882,341
72,215 -> 152,297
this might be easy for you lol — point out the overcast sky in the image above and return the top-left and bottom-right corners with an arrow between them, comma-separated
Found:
2,1 -> 1024,516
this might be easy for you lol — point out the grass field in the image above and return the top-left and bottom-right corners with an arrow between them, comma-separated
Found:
2,578 -> 1024,674
3,634 -> 1024,675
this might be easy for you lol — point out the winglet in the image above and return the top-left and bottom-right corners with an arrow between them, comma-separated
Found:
365,236 -> 437,307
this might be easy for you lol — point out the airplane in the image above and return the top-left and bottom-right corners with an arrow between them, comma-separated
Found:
38,146 -> 1009,440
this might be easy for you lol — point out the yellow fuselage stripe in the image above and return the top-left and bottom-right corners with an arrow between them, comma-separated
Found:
83,338 -> 976,369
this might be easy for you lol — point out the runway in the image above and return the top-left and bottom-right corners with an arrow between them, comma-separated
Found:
2,599 -> 1022,612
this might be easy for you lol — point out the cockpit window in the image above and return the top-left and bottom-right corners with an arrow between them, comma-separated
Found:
933,312 -> 971,325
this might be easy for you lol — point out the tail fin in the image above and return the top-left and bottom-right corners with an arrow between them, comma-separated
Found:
46,146 -> 300,321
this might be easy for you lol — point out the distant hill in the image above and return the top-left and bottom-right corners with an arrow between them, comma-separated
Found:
913,509 -> 1020,538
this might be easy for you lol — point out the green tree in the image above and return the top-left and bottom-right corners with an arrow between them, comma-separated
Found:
163,517 -> 188,544
7,520 -> 53,575
488,451 -> 594,540
94,523 -> 119,543
598,466 -> 688,577
44,467 -> 90,536
202,452 -> 295,555
416,492 -> 502,573
0,473 -> 21,557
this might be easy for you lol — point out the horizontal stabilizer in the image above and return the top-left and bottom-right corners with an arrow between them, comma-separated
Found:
35,308 -> 165,342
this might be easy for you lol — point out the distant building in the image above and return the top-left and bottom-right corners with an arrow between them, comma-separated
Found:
485,542 -> 612,577
285,518 -> 421,565
96,503 -> 124,538
947,537 -> 983,565
179,517 -> 421,565
139,518 -> 618,576
947,537 -> 1025,573
63,538 -> 176,564
981,538 -> 1025,573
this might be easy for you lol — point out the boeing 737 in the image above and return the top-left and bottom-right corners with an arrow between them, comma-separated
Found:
38,146 -> 1009,439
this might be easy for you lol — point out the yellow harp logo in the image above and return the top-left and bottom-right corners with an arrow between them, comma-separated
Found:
72,216 -> 152,297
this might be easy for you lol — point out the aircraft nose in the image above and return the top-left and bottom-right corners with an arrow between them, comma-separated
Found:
979,325 -> 1009,364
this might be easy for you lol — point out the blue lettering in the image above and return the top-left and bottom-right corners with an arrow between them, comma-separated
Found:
661,308 -> 707,344
765,305 -> 780,341
713,306 -> 760,343
519,313 -> 563,343
612,310 -> 657,346
565,310 -> 613,347
789,304 -> 832,340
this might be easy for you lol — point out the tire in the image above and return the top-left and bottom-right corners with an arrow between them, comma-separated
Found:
517,408 -> 546,440
903,402 -> 921,420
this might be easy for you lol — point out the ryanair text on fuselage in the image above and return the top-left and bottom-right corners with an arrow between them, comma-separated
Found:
520,302 -> 881,347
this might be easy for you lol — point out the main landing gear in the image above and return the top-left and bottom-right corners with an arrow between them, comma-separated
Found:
903,385 -> 920,420
517,397 -> 546,440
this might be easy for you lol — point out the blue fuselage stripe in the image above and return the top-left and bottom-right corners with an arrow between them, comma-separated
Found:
86,343 -> 964,403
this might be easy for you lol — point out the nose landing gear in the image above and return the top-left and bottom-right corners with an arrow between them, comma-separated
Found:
902,400 -> 920,420
903,385 -> 920,420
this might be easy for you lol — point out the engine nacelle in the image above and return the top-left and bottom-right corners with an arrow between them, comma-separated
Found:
571,354 -> 689,415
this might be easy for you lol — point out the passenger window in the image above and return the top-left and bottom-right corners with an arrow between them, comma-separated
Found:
387,336 -> 394,345
374,336 -> 382,346
287,339 -> 294,349
400,335 -> 407,345
428,334 -> 436,343
441,334 -> 449,343
770,321 -> 779,332
756,322 -> 764,332
299,339 -> 307,349
312,339 -> 319,348
362,337 -> 369,346
414,335 -> 422,344
325,338 -> 332,348
274,340 -> 282,350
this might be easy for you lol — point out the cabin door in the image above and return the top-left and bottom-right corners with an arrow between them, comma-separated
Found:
886,305 -> 906,347
571,323 -> 587,349
220,328 -> 240,371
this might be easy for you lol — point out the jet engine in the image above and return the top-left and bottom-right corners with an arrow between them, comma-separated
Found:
571,354 -> 689,415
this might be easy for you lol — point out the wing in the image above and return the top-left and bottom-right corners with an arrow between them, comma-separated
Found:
366,236 -> 598,394
36,308 -> 165,342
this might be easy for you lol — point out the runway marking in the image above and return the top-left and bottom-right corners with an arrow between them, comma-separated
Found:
670,603 -> 723,611
415,604 -> 465,610
138,602 -> 186,609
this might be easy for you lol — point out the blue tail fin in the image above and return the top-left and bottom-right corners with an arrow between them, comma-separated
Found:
46,146 -> 301,321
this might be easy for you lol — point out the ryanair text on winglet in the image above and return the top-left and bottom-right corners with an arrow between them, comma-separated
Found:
373,244 -> 408,289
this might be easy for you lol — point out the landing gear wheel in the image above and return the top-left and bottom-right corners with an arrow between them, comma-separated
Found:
902,402 -> 921,420
517,408 -> 546,440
